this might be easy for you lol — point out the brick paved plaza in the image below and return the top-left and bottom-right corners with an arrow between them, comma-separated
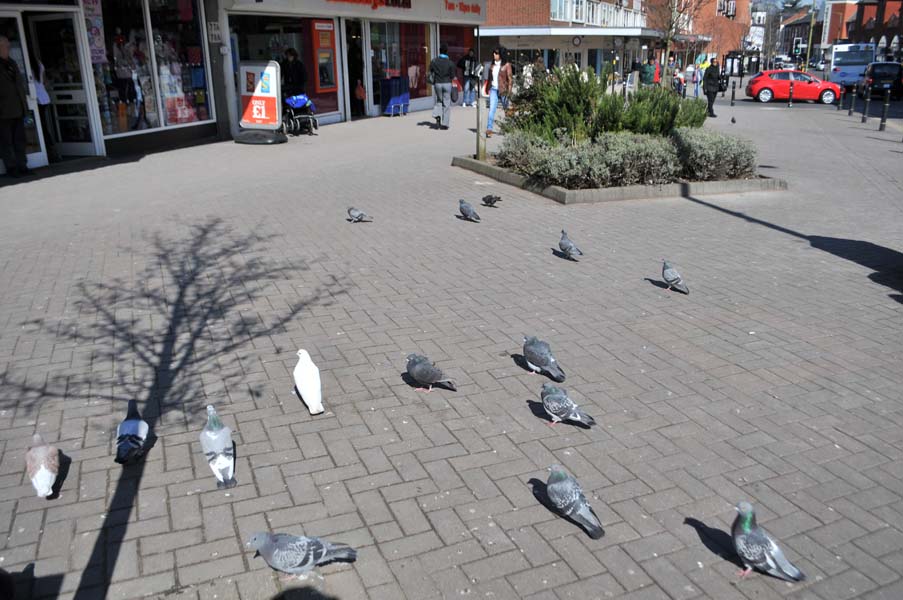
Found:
1,95 -> 903,600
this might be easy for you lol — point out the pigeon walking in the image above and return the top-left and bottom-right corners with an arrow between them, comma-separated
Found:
546,465 -> 604,539
662,259 -> 689,294
115,399 -> 149,465
405,353 -> 457,392
732,501 -> 806,582
247,532 -> 357,577
459,200 -> 480,222
293,349 -> 324,415
731,116 -> 736,124
347,207 -> 372,222
540,383 -> 595,427
523,336 -> 566,382
25,434 -> 59,497
200,405 -> 237,489
482,194 -> 502,208
559,230 -> 584,260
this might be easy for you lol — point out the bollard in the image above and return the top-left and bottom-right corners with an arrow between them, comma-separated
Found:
861,85 -> 871,123
731,81 -> 736,106
837,86 -> 844,110
848,84 -> 857,115
879,90 -> 891,131
788,81 -> 794,108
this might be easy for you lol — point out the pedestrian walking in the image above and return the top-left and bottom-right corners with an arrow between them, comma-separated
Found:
481,47 -> 512,138
640,58 -> 655,87
456,48 -> 480,107
672,69 -> 685,96
0,35 -> 31,178
703,57 -> 721,117
429,44 -> 456,130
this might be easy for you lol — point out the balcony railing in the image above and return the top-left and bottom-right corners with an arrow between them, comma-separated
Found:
554,0 -> 647,27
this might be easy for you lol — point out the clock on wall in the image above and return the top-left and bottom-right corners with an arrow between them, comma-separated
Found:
572,36 -> 582,48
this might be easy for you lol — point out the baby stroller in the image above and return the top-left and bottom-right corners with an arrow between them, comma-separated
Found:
282,94 -> 318,136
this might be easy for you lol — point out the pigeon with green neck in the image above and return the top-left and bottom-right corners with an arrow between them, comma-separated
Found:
732,501 -> 805,582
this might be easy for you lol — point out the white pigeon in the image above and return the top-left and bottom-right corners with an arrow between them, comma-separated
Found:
25,434 -> 59,497
293,349 -> 324,415
199,405 -> 237,489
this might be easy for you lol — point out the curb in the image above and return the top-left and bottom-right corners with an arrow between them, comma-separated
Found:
451,156 -> 789,205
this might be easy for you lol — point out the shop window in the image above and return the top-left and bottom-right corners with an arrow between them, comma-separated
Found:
229,15 -> 340,115
440,24 -> 475,79
149,0 -> 212,125
85,0 -> 212,136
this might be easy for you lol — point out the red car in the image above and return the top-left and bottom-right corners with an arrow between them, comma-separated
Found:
746,70 -> 840,104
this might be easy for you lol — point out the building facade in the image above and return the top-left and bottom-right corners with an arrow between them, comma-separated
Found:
849,0 -> 901,59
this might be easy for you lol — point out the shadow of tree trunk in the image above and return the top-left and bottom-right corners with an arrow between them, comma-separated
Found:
2,218 -> 349,599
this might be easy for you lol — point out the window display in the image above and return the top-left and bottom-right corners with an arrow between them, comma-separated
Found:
370,21 -> 430,114
150,0 -> 211,125
85,0 -> 212,136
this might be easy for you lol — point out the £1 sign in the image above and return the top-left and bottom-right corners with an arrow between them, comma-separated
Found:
239,61 -> 281,130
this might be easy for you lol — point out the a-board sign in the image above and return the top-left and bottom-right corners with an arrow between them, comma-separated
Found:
239,61 -> 281,130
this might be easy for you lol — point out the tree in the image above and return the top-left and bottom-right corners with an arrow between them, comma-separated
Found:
645,0 -> 710,66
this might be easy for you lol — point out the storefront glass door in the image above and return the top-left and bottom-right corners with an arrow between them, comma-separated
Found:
28,13 -> 94,156
344,18 -> 366,119
0,11 -> 48,172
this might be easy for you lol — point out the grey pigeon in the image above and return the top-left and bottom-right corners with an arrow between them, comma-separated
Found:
541,383 -> 595,427
406,353 -> 457,392
459,199 -> 480,222
546,465 -> 604,539
199,405 -> 237,489
662,259 -> 689,294
25,433 -> 59,497
559,230 -> 584,260
523,336 -> 565,382
731,116 -> 736,124
732,501 -> 806,582
482,194 -> 502,207
115,399 -> 149,465
247,532 -> 357,576
347,207 -> 372,222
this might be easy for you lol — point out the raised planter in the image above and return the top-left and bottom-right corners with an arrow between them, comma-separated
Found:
451,155 -> 788,205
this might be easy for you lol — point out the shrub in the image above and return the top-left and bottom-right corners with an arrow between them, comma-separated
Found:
672,127 -> 758,181
593,93 -> 626,134
596,132 -> 680,186
497,131 -> 679,189
674,97 -> 708,129
622,87 -> 681,136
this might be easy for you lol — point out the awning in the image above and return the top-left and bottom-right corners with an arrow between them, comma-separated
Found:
479,26 -> 663,38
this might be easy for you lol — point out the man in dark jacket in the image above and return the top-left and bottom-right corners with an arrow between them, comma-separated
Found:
639,58 -> 655,87
429,44 -> 456,129
0,35 -> 30,178
281,48 -> 307,98
456,48 -> 479,107
703,57 -> 721,117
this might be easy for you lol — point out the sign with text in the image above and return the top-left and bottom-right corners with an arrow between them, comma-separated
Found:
239,61 -> 281,130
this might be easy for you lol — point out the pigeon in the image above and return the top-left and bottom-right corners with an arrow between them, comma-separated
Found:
732,501 -> 806,582
405,353 -> 457,392
115,399 -> 149,465
482,194 -> 502,207
25,434 -> 59,497
523,336 -> 565,382
293,349 -> 324,415
662,259 -> 689,294
731,116 -> 737,124
540,383 -> 595,427
559,230 -> 584,260
199,405 -> 237,489
247,532 -> 357,576
459,199 -> 480,222
0,567 -> 14,600
546,465 -> 605,539
347,207 -> 372,222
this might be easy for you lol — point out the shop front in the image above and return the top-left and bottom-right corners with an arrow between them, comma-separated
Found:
0,0 -> 217,171
217,0 -> 484,131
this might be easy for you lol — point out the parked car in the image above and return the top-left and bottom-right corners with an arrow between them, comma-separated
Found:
746,70 -> 841,104
856,62 -> 903,98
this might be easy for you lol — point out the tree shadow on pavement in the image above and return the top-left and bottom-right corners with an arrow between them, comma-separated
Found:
680,186 -> 903,304
683,518 -> 744,568
1,217 -> 349,600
